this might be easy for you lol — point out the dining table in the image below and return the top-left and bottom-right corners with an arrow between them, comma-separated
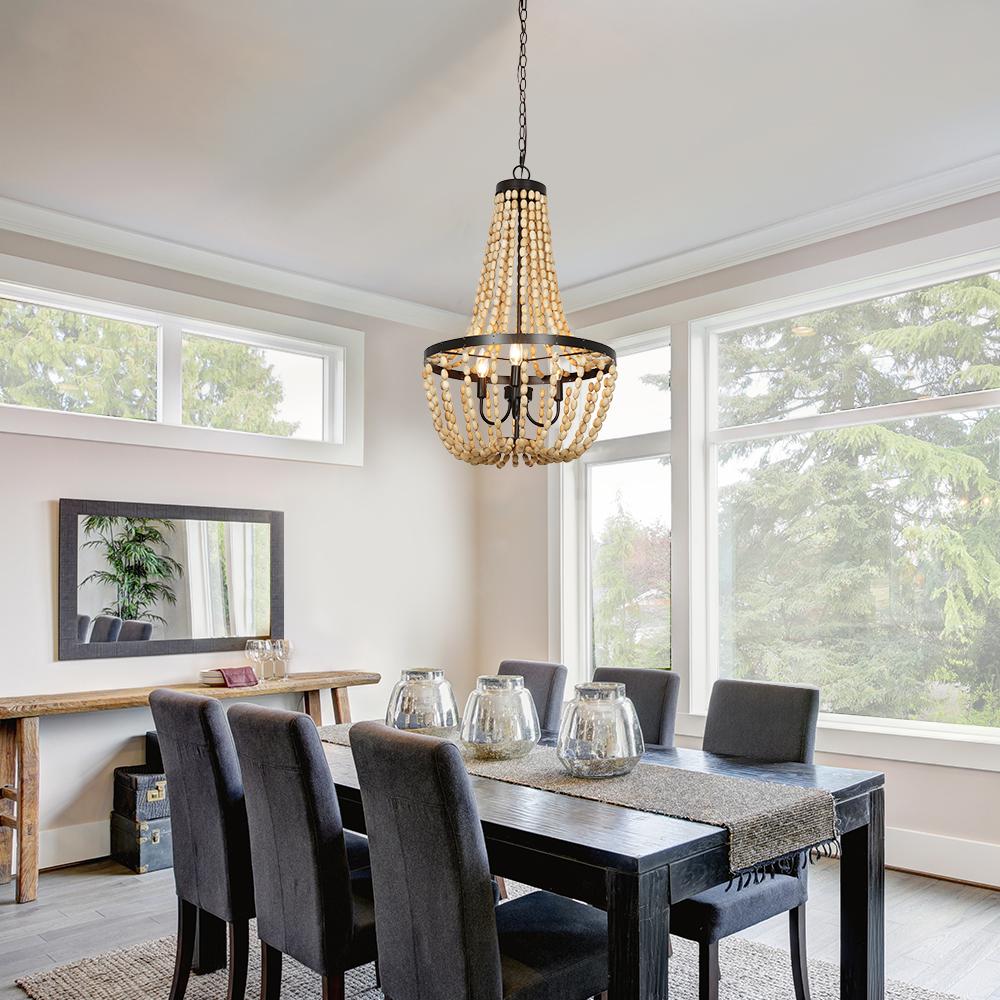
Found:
322,738 -> 884,1000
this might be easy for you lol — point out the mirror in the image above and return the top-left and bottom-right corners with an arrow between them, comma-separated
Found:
59,499 -> 283,659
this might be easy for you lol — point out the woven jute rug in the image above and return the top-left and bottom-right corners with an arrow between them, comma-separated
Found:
319,724 -> 835,875
15,913 -> 959,1000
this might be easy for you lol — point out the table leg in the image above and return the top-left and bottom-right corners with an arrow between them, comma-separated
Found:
607,867 -> 671,1000
304,690 -> 324,726
332,688 -> 352,724
0,720 -> 16,885
16,718 -> 39,904
841,786 -> 884,999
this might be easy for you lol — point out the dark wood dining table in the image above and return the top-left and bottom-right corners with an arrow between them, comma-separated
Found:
322,740 -> 884,1000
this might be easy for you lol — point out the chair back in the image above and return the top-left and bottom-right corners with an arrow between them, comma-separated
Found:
702,679 -> 819,764
498,659 -> 567,733
76,614 -> 91,641
228,704 -> 355,976
350,721 -> 502,1000
148,690 -> 253,921
119,619 -> 153,641
592,667 -> 680,747
90,615 -> 122,642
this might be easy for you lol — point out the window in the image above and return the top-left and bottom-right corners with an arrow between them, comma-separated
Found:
0,280 -> 362,464
707,269 -> 1000,731
0,295 -> 158,421
573,338 -> 672,678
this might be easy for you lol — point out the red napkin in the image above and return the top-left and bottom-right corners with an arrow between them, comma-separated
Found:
218,666 -> 259,688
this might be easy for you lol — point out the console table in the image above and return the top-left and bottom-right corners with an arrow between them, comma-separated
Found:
0,670 -> 380,903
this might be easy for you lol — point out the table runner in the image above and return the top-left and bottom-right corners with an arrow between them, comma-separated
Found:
319,723 -> 837,876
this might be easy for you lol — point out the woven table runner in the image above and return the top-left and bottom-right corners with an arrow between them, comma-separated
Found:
319,723 -> 836,875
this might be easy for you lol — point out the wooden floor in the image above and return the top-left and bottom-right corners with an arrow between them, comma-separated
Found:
0,859 -> 997,998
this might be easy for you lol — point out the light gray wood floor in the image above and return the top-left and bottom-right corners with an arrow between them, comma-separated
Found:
0,859 -> 997,998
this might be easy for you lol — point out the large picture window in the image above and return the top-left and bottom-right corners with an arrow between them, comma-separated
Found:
708,269 -> 1000,730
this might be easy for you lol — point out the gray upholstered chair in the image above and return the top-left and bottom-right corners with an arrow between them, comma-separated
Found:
592,667 -> 680,747
119,619 -> 153,641
350,720 -> 609,1000
498,659 -> 568,733
149,690 -> 255,1000
89,615 -> 122,642
228,704 -> 376,1000
670,679 -> 821,1000
76,614 -> 91,641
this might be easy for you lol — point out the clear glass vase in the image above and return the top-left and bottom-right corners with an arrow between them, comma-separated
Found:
460,675 -> 540,760
556,681 -> 645,777
385,668 -> 461,738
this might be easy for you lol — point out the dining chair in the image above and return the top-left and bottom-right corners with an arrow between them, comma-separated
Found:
119,619 -> 153,641
149,689 -> 255,1000
669,678 -> 820,1000
350,720 -> 609,1000
228,704 -> 377,1000
498,659 -> 568,733
76,614 -> 91,641
89,614 -> 122,642
591,667 -> 680,747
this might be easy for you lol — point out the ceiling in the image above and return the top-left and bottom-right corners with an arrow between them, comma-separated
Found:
2,1 -> 1000,315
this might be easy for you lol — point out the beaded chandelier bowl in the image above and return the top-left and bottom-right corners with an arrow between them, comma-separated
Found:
422,0 -> 616,468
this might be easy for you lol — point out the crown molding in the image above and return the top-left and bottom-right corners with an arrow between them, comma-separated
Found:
0,195 -> 467,334
561,154 -> 1000,313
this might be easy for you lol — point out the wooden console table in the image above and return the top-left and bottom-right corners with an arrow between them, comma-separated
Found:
0,670 -> 380,903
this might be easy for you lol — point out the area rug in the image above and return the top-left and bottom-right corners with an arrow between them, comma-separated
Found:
15,918 -> 959,1000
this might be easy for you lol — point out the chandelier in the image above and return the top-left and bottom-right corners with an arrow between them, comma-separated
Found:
422,0 -> 616,468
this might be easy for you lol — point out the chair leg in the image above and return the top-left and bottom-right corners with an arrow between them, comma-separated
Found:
322,973 -> 345,1000
192,907 -> 227,975
699,941 -> 720,1000
168,899 -> 197,1000
495,876 -> 509,900
227,920 -> 249,1000
261,943 -> 283,1000
789,904 -> 812,1000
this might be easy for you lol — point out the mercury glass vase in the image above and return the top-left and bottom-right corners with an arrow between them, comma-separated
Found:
460,675 -> 540,761
556,681 -> 645,778
385,668 -> 461,738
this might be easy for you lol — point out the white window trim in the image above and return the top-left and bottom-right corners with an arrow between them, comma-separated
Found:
689,248 -> 1000,763
0,271 -> 364,465
558,330 -> 672,687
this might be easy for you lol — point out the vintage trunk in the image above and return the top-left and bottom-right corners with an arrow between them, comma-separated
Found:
110,813 -> 173,874
113,765 -> 169,821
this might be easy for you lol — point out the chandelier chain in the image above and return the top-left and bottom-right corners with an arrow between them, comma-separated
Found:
514,0 -> 529,179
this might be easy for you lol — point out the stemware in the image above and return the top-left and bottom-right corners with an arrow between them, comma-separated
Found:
245,639 -> 266,681
271,639 -> 292,680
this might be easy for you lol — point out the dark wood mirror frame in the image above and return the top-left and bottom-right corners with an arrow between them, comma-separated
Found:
58,498 -> 284,660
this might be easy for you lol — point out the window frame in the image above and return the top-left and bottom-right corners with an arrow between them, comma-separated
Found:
561,329 -> 672,685
692,255 -> 1000,742
0,276 -> 363,465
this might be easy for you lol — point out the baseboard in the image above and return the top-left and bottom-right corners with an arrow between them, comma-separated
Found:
39,820 -> 110,871
886,826 -> 1000,888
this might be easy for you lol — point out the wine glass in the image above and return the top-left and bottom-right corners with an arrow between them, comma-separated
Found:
245,639 -> 265,680
271,639 -> 292,680
259,639 -> 275,681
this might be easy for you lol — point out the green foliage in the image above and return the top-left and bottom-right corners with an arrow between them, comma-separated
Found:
0,297 -> 158,418
81,516 -> 183,625
717,271 -> 1000,727
592,498 -> 671,670
182,335 -> 298,437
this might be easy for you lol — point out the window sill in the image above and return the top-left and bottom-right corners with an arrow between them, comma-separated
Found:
675,712 -> 1000,773
0,404 -> 364,466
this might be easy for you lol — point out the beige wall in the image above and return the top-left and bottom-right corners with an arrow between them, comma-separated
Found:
0,231 -> 481,867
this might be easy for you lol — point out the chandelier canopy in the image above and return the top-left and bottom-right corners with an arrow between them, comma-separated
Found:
422,0 -> 616,468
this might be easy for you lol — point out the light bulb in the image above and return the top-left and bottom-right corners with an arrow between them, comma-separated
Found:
475,357 -> 490,377
509,343 -> 524,366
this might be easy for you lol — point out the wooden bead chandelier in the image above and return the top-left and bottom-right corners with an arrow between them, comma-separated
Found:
422,0 -> 616,468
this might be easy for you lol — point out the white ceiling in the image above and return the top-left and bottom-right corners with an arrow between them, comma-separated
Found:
2,1 -> 1000,315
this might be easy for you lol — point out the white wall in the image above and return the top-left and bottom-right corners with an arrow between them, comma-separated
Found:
0,231 -> 480,868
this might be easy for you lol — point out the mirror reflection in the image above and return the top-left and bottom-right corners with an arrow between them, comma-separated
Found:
76,514 -> 271,642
